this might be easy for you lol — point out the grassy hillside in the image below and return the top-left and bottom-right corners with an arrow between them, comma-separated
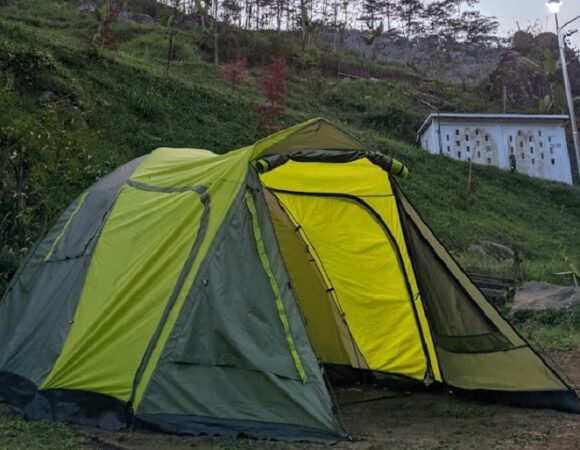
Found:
1,0 -> 580,294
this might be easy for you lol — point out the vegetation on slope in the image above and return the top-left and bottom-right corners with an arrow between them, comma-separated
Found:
1,0 -> 580,297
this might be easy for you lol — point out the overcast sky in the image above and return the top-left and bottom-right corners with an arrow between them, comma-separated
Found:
478,0 -> 580,51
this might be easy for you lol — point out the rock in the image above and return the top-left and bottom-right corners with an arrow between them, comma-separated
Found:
180,16 -> 200,30
118,11 -> 154,25
513,282 -> 580,312
78,3 -> 96,13
38,90 -> 57,104
467,241 -> 515,261
315,29 -> 502,86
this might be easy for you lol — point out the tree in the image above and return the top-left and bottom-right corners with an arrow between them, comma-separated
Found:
219,57 -> 248,90
222,0 -> 242,25
299,0 -> 310,50
165,0 -> 181,75
257,57 -> 289,133
212,0 -> 219,64
382,0 -> 398,32
396,0 -> 423,38
94,0 -> 124,50
461,10 -> 499,45
193,0 -> 211,30
360,0 -> 382,31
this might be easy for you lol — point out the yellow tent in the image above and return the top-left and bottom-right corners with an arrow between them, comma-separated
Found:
0,118 -> 577,441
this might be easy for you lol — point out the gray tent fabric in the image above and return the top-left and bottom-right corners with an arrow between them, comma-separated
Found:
135,173 -> 341,439
0,158 -> 143,386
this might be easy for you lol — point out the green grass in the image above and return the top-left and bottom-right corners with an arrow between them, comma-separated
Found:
1,0 -> 580,294
518,322 -> 580,350
0,405 -> 85,449
514,307 -> 580,350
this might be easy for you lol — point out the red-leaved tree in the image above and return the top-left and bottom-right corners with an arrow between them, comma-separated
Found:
257,57 -> 289,134
95,0 -> 124,50
219,57 -> 248,90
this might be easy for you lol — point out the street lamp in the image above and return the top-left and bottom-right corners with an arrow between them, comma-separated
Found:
546,0 -> 580,181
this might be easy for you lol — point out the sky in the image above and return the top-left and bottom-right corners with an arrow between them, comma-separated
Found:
478,0 -> 580,50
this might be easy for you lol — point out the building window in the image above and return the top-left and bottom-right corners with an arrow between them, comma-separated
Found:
521,153 -> 525,159
532,158 -> 535,165
529,136 -> 533,142
466,135 -> 470,141
510,135 -> 513,142
540,141 -> 543,148
467,157 -> 471,162
518,130 -> 522,136
458,151 -> 462,158
485,135 -> 489,142
456,129 -> 460,135
476,129 -> 480,135
530,147 -> 534,154
447,146 -> 450,152
446,134 -> 450,141
550,148 -> 554,154
477,151 -> 481,158
466,146 -> 470,152
487,158 -> 492,164
520,142 -> 524,148
548,136 -> 552,143
456,140 -> 461,146
476,140 -> 480,146
538,130 -> 542,137
510,146 -> 514,153
551,158 -> 555,165
541,153 -> 544,159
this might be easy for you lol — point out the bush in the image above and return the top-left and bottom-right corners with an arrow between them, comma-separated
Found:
119,30 -> 199,64
0,38 -> 55,74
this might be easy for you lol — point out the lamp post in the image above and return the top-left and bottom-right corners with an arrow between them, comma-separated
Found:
546,0 -> 580,181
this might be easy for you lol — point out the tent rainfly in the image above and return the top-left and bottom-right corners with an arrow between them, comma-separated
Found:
0,118 -> 577,441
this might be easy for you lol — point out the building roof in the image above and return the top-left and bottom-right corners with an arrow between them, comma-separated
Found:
417,113 -> 569,138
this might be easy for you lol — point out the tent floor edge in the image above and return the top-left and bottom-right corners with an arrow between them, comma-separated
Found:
24,389 -> 132,431
0,371 -> 37,408
135,413 -> 343,443
450,387 -> 580,414
323,364 -> 428,391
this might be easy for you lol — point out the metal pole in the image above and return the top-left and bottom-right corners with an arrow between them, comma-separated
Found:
555,13 -> 580,181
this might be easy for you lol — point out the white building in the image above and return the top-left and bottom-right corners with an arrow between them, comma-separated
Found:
417,113 -> 572,184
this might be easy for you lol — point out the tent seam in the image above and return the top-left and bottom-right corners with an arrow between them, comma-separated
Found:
244,190 -> 307,383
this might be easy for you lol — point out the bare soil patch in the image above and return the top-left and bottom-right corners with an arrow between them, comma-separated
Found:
77,349 -> 580,450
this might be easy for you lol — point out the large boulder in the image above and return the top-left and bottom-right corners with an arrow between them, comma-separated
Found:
513,282 -> 580,312
38,90 -> 57,105
467,240 -> 515,261
118,11 -> 155,25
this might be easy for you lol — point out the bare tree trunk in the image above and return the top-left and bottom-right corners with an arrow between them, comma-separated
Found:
213,20 -> 219,64
300,0 -> 308,50
165,0 -> 180,76
502,83 -> 507,113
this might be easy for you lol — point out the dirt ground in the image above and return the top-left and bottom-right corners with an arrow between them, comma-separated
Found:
74,350 -> 580,450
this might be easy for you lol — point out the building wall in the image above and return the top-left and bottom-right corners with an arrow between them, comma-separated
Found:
420,119 -> 572,184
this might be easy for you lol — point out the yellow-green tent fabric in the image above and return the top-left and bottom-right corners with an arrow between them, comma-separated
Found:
0,118 -> 577,441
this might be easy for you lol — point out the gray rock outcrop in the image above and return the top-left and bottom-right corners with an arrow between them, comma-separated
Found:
513,282 -> 580,312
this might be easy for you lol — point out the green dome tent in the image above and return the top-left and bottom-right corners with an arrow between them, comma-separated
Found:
0,118 -> 577,440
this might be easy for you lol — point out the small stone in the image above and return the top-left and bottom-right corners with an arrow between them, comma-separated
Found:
78,3 -> 96,13
38,90 -> 57,104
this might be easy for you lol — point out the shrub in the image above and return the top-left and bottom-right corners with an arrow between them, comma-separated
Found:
219,56 -> 247,90
257,57 -> 288,133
